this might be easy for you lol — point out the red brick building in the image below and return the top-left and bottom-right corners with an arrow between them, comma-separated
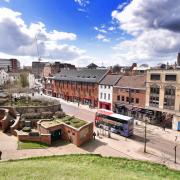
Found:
44,69 -> 109,107
113,75 -> 146,119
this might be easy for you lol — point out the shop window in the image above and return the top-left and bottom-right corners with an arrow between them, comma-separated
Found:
150,74 -> 160,80
165,75 -> 176,81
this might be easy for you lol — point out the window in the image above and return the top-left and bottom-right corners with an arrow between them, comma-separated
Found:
108,94 -> 110,100
117,95 -> 120,101
136,90 -> 140,93
108,86 -> 111,89
165,75 -> 176,81
164,86 -> 175,110
131,98 -> 134,103
100,93 -> 103,99
126,97 -> 129,102
149,84 -> 160,107
104,93 -> 106,100
150,74 -> 160,80
122,96 -> 125,101
104,85 -> 106,89
136,98 -> 139,104
100,85 -> 103,88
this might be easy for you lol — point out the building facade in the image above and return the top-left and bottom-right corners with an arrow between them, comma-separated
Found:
98,74 -> 121,110
32,61 -> 76,78
0,59 -> 20,72
28,73 -> 35,89
146,69 -> 180,129
113,75 -> 146,119
0,69 -> 9,86
44,69 -> 109,107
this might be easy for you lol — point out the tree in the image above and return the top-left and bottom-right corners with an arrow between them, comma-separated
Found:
112,64 -> 121,73
20,72 -> 29,88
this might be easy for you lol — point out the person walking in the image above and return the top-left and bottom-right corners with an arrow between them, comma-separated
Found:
93,132 -> 96,140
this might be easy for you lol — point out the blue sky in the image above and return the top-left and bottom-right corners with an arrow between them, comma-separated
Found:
0,0 -> 179,67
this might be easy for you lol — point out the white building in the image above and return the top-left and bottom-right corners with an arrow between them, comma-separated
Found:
9,73 -> 20,83
0,69 -> 9,86
28,73 -> 35,89
98,74 -> 121,110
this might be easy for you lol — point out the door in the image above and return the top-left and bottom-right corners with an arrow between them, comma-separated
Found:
51,129 -> 61,141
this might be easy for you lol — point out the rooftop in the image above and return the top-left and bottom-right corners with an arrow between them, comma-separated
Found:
53,69 -> 108,83
100,74 -> 122,86
115,75 -> 146,89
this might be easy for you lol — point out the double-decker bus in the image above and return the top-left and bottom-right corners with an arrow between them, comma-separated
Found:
95,109 -> 134,137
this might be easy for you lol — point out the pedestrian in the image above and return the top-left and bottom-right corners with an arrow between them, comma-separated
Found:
0,150 -> 2,160
93,132 -> 96,140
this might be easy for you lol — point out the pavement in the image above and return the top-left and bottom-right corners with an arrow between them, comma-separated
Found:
1,93 -> 180,171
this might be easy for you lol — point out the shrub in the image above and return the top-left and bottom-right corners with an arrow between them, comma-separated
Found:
22,126 -> 31,132
41,112 -> 53,119
23,113 -> 41,119
55,111 -> 65,118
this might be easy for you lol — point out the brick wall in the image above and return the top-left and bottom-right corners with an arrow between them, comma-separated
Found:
18,133 -> 51,145
113,87 -> 146,108
52,80 -> 99,107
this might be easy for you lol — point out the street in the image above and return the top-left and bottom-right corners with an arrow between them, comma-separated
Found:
60,100 -> 180,163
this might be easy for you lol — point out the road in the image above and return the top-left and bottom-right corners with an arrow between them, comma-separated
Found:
61,101 -> 180,162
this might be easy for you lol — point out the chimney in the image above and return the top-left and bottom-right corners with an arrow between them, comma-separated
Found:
177,53 -> 180,66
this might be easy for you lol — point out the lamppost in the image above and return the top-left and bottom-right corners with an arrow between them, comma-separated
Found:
174,136 -> 178,164
144,117 -> 148,153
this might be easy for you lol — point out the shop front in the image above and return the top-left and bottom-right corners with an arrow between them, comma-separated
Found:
99,101 -> 111,110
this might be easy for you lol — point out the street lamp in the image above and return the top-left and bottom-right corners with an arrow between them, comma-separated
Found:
144,117 -> 148,153
174,136 -> 178,164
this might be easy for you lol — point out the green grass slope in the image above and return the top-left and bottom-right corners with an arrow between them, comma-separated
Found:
0,154 -> 180,180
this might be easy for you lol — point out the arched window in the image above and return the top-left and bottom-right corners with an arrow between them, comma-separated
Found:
149,84 -> 160,107
164,86 -> 175,110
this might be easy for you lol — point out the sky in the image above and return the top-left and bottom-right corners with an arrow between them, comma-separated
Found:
0,0 -> 180,67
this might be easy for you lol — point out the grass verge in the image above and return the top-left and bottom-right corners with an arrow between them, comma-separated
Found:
0,154 -> 180,180
18,141 -> 49,149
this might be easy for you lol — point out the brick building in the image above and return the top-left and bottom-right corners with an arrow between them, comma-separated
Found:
0,58 -> 20,73
44,69 -> 109,107
98,74 -> 122,110
32,61 -> 76,78
113,75 -> 146,119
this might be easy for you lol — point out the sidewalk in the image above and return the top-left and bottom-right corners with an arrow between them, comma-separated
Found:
40,93 -> 97,113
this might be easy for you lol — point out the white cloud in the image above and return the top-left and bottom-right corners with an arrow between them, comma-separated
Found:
0,7 -> 91,66
74,0 -> 89,7
96,34 -> 110,43
111,0 -> 180,65
94,26 -> 107,34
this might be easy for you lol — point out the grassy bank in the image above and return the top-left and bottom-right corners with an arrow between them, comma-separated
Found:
0,154 -> 180,180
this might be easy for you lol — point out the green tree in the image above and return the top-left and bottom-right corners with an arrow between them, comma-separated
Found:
20,72 -> 29,88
